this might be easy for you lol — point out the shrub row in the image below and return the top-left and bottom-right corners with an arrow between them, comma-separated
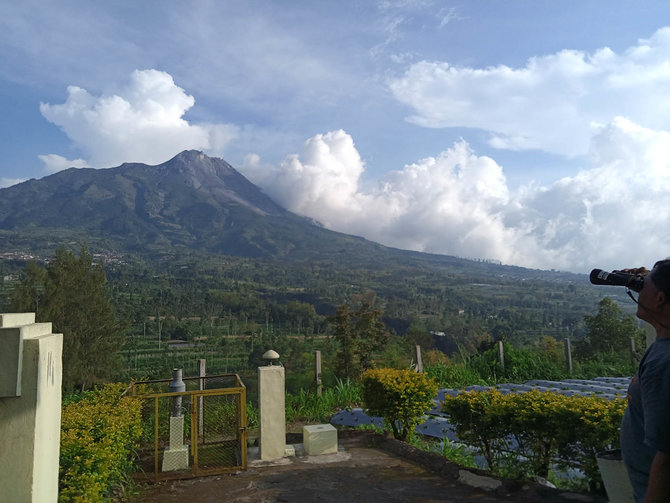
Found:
442,389 -> 626,489
60,383 -> 142,502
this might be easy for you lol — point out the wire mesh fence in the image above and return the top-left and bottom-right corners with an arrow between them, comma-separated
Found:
129,373 -> 247,481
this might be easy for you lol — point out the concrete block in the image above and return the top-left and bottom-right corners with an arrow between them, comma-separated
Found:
303,424 -> 338,455
162,446 -> 189,472
0,323 -> 53,397
0,312 -> 35,327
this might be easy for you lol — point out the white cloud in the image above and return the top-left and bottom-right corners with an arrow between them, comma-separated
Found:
244,119 -> 670,273
38,154 -> 89,173
0,177 -> 25,188
39,69 -> 239,168
389,27 -> 670,158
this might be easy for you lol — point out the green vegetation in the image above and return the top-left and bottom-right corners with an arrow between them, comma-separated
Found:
0,245 -> 646,499
442,389 -> 626,490
286,378 -> 363,424
59,383 -> 142,502
331,294 -> 390,379
9,246 -> 125,392
361,368 -> 438,441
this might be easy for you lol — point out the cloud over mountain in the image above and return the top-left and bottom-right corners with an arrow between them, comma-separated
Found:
35,63 -> 670,273
39,69 -> 238,170
245,118 -> 670,273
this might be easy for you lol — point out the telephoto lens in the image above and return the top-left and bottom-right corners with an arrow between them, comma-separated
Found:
589,269 -> 645,292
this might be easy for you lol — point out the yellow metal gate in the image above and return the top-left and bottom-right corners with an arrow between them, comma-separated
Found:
129,373 -> 247,482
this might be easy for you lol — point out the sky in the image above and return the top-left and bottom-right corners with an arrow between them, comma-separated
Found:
2,1 -> 670,274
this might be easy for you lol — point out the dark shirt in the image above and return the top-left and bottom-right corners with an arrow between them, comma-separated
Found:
621,338 -> 670,503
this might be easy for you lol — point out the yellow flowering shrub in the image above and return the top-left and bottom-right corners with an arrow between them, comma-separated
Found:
362,368 -> 438,441
442,389 -> 626,487
59,383 -> 143,502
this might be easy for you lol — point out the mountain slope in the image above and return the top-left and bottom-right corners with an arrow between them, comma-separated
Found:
0,150 -> 396,260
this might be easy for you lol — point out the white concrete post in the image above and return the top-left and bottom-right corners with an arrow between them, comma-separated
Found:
564,338 -> 573,374
198,358 -> 206,438
315,350 -> 322,396
258,365 -> 286,460
0,313 -> 63,503
497,340 -> 505,371
415,345 -> 423,373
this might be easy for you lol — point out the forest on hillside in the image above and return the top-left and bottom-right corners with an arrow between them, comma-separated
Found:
0,246 -> 641,391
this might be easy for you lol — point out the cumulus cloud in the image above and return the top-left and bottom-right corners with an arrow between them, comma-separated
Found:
389,27 -> 670,158
245,120 -> 670,273
39,69 -> 239,168
38,154 -> 89,173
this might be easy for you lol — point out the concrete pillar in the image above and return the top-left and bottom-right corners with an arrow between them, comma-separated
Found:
564,338 -> 573,374
314,350 -> 322,396
497,340 -> 505,371
0,313 -> 63,503
258,365 -> 285,460
415,345 -> 423,373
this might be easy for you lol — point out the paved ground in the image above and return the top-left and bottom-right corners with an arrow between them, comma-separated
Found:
132,431 -> 603,503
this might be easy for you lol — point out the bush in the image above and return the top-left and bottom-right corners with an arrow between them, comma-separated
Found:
59,383 -> 142,502
361,368 -> 437,441
442,389 -> 626,488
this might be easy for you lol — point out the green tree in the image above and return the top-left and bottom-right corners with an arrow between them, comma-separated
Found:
10,246 -> 124,392
330,294 -> 390,379
577,297 -> 645,358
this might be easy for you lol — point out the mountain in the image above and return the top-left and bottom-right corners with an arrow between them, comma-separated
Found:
0,150 -> 590,287
0,150 -> 411,262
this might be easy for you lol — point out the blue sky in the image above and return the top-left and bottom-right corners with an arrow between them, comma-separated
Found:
2,1 -> 670,273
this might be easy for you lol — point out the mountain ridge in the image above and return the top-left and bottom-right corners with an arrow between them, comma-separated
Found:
0,150 -> 587,284
0,151 -> 399,261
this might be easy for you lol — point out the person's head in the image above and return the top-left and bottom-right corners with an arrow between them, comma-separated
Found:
637,259 -> 670,329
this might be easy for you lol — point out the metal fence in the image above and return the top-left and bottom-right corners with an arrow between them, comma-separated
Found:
128,373 -> 247,481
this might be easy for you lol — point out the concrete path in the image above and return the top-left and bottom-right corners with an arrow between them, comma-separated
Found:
132,431 -> 603,503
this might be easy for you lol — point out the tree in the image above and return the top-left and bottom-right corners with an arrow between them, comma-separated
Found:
577,297 -> 645,358
10,246 -> 124,392
330,293 -> 390,379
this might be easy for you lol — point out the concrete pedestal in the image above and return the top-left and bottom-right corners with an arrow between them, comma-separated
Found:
162,416 -> 189,471
0,313 -> 63,503
303,424 -> 338,455
259,366 -> 286,460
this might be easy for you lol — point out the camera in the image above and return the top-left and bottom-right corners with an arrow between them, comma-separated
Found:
589,269 -> 645,292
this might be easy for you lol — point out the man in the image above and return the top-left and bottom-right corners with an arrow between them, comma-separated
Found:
620,261 -> 670,502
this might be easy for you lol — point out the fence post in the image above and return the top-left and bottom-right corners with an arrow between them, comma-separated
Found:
415,345 -> 423,373
497,340 -> 505,372
315,350 -> 322,396
198,359 -> 206,439
564,338 -> 573,374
